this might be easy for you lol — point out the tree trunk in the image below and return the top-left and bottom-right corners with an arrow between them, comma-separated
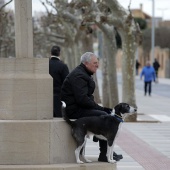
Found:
120,29 -> 137,122
97,23 -> 119,108
103,32 -> 119,108
81,32 -> 101,103
102,55 -> 109,106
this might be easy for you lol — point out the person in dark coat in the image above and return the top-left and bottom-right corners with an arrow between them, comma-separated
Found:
135,59 -> 141,75
61,52 -> 123,162
49,46 -> 69,117
153,58 -> 160,80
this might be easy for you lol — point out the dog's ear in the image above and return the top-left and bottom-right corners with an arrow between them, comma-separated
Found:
114,104 -> 121,114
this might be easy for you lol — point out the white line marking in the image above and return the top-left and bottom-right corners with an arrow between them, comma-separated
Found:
149,115 -> 170,122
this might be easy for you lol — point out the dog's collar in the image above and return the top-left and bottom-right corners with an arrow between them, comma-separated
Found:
113,114 -> 124,122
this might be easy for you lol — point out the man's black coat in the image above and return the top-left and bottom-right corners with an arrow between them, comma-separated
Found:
49,57 -> 69,117
61,63 -> 104,118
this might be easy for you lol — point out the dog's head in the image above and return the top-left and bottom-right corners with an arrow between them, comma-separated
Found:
113,103 -> 137,120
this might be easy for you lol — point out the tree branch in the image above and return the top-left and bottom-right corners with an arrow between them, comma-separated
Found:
102,0 -> 128,17
40,0 -> 50,15
0,0 -> 13,11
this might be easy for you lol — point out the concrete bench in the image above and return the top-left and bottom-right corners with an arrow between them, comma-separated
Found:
0,119 -> 117,170
0,119 -> 76,165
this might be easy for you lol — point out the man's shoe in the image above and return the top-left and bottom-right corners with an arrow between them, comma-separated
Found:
98,152 -> 123,162
98,154 -> 108,162
113,156 -> 120,161
113,152 -> 123,159
113,152 -> 123,161
98,156 -> 121,162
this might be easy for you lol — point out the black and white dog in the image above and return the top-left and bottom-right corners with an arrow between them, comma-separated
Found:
62,102 -> 137,164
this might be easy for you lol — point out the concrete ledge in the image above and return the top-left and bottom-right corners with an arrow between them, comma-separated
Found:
0,119 -> 76,165
0,162 -> 116,170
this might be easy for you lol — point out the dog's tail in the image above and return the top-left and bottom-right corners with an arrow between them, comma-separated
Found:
62,101 -> 74,127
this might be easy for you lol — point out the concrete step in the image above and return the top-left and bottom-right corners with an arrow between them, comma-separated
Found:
0,162 -> 116,170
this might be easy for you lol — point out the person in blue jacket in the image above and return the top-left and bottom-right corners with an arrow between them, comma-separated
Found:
140,61 -> 156,96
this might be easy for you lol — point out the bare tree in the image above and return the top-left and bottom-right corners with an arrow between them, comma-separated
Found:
99,0 -> 142,121
36,0 -> 142,121
79,0 -> 142,120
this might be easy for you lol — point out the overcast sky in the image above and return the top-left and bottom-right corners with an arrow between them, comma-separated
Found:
119,0 -> 170,20
5,0 -> 170,20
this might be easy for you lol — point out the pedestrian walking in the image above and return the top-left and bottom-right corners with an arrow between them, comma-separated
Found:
140,61 -> 156,96
135,59 -> 141,75
153,58 -> 160,81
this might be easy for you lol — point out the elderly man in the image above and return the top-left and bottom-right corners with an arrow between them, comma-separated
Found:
61,52 -> 122,162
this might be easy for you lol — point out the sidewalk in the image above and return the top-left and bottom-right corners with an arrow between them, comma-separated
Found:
86,122 -> 170,170
120,75 -> 170,122
86,74 -> 170,170
116,123 -> 170,170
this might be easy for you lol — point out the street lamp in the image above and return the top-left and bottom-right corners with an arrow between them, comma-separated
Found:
151,0 -> 155,64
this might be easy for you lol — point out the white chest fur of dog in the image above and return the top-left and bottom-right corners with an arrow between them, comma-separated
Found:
62,102 -> 137,164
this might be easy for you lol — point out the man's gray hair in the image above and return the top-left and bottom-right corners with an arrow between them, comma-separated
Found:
80,52 -> 96,64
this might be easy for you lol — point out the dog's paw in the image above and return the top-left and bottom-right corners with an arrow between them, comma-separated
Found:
77,160 -> 84,164
108,159 -> 116,164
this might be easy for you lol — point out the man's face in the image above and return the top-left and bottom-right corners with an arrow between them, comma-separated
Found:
146,62 -> 150,67
84,55 -> 99,74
